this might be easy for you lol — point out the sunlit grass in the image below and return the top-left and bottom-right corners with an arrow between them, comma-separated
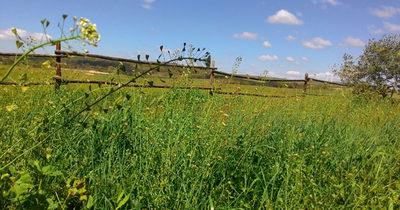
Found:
1,65 -> 399,209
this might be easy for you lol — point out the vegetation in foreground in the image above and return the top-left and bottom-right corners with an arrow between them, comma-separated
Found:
1,80 -> 399,208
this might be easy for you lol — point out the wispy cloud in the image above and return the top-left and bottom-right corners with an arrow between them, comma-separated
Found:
0,28 -> 52,41
233,32 -> 259,40
286,70 -> 301,75
262,41 -> 272,47
301,57 -> 309,62
311,71 -> 339,81
322,0 -> 340,6
258,54 -> 279,61
312,0 -> 340,7
367,25 -> 385,35
286,35 -> 296,41
267,10 -> 303,25
371,6 -> 400,18
384,22 -> 400,32
285,56 -> 295,62
342,37 -> 364,48
142,0 -> 155,10
302,37 -> 332,49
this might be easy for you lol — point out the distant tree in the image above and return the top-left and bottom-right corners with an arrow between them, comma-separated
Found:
334,34 -> 400,98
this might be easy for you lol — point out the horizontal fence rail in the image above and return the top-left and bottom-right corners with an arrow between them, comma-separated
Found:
54,50 -> 216,70
0,45 -> 347,98
212,70 -> 305,83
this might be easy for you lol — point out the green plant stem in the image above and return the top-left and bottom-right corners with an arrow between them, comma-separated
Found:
0,35 -> 79,83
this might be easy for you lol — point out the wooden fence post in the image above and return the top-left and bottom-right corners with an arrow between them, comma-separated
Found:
210,60 -> 215,92
303,73 -> 309,94
55,42 -> 62,90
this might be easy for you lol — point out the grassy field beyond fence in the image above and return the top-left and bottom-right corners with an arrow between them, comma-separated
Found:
1,64 -> 400,209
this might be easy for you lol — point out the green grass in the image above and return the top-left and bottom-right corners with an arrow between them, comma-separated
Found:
1,65 -> 400,209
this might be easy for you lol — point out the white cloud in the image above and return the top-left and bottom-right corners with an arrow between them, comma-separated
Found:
343,37 -> 364,48
0,28 -> 52,41
286,70 -> 301,75
384,22 -> 400,32
262,41 -> 272,47
371,29 -> 385,35
367,25 -> 385,35
258,54 -> 279,61
371,6 -> 400,18
312,0 -> 340,7
267,10 -> 303,25
302,37 -> 332,49
312,72 -> 339,81
142,0 -> 155,9
285,56 -> 295,62
322,0 -> 339,6
233,32 -> 259,40
286,35 -> 296,41
301,57 -> 309,62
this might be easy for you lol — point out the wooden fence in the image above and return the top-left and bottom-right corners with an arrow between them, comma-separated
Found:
0,43 -> 346,97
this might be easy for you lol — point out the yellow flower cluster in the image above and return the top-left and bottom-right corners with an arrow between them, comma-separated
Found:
76,17 -> 100,47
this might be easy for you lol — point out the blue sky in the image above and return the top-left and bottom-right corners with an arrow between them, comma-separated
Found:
1,0 -> 400,80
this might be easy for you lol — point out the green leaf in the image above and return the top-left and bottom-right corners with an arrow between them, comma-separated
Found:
41,19 -> 46,25
160,45 -> 163,52
41,165 -> 62,176
62,14 -> 68,19
47,197 -> 59,210
87,195 -> 94,209
117,191 -> 124,203
145,54 -> 149,61
46,20 -> 50,27
11,28 -> 17,36
116,194 -> 129,210
147,81 -> 154,87
16,40 -> 23,49
17,173 -> 32,184
137,55 -> 140,61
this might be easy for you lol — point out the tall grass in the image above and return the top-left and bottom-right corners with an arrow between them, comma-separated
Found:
1,76 -> 400,208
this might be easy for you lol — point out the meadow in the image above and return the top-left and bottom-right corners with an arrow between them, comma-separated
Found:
1,64 -> 400,209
